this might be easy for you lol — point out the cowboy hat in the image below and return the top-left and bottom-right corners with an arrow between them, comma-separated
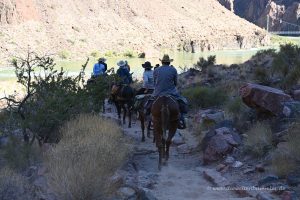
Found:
98,57 -> 107,62
159,54 -> 174,63
117,60 -> 126,67
142,61 -> 153,69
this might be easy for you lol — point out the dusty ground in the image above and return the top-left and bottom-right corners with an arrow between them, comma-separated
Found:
0,0 -> 269,63
103,102 -> 259,200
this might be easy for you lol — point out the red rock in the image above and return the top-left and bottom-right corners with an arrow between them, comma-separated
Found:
240,83 -> 292,116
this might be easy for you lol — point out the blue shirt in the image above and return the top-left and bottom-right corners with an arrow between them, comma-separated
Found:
93,62 -> 106,76
153,65 -> 179,97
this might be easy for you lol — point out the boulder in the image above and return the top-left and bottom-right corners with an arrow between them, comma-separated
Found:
117,187 -> 136,199
240,83 -> 292,116
172,131 -> 185,146
202,124 -> 242,164
292,90 -> 300,101
194,109 -> 225,126
286,174 -> 300,187
203,133 -> 236,164
281,101 -> 300,118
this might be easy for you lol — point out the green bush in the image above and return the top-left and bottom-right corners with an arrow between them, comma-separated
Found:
182,86 -> 227,109
58,50 -> 70,59
90,51 -> 100,58
123,50 -> 136,58
194,55 -> 216,72
4,53 -> 111,144
272,44 -> 300,90
3,136 -> 40,170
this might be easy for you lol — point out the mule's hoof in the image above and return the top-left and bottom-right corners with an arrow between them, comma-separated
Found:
128,125 -> 132,128
147,133 -> 151,138
141,138 -> 145,142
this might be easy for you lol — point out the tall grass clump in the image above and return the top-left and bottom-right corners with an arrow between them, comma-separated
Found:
244,122 -> 273,157
45,114 -> 130,200
272,122 -> 300,177
0,168 -> 35,200
182,86 -> 227,109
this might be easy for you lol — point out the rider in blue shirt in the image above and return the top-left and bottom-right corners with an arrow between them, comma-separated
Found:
93,58 -> 107,77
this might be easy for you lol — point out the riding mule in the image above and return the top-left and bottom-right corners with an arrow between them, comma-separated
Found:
111,85 -> 135,128
151,95 -> 180,170
135,94 -> 152,142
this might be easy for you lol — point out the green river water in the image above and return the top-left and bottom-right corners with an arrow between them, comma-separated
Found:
0,48 -> 272,81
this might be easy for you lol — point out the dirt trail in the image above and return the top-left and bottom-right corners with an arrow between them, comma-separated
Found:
104,102 -> 255,200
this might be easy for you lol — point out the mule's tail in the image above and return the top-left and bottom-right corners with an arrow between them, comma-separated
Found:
161,98 -> 170,140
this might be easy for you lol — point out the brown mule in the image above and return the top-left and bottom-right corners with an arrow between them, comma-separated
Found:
136,94 -> 152,142
151,95 -> 180,170
111,84 -> 135,128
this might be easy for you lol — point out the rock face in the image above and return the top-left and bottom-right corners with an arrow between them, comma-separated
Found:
202,127 -> 241,164
0,0 -> 16,24
240,83 -> 292,116
218,0 -> 300,31
0,0 -> 269,62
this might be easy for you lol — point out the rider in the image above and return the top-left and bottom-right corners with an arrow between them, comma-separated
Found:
92,57 -> 107,78
151,54 -> 188,129
136,61 -> 154,95
116,60 -> 133,85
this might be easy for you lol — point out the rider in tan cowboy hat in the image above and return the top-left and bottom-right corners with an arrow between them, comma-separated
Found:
151,54 -> 188,129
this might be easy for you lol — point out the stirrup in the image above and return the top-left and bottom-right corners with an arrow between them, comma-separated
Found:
178,119 -> 186,129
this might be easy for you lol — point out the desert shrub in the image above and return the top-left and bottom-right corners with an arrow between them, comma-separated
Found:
252,49 -> 276,59
3,136 -> 41,170
0,168 -> 36,200
58,50 -> 70,59
45,114 -> 130,200
2,53 -> 111,144
254,67 -> 272,85
182,86 -> 227,109
194,55 -> 216,72
271,122 -> 300,177
271,152 -> 297,178
105,50 -> 118,57
90,51 -> 100,58
244,122 -> 273,157
138,52 -> 146,58
123,50 -> 136,58
272,44 -> 300,90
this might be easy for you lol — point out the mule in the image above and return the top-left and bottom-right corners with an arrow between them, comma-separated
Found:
151,95 -> 180,170
135,94 -> 152,142
111,85 -> 135,128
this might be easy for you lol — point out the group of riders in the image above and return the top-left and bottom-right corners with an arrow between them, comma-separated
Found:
91,54 -> 188,129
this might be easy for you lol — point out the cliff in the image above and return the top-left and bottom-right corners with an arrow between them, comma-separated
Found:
0,0 -> 269,62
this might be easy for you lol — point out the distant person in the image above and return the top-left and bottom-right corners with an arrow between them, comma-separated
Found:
92,57 -> 107,78
124,60 -> 131,72
136,61 -> 154,95
154,64 -> 160,70
116,60 -> 133,85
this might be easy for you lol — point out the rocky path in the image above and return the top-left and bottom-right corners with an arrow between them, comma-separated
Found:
104,104 -> 256,200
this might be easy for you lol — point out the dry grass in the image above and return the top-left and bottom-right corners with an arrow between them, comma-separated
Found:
271,152 -> 297,178
244,122 -> 273,157
272,122 -> 300,177
0,167 -> 35,200
45,114 -> 130,200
